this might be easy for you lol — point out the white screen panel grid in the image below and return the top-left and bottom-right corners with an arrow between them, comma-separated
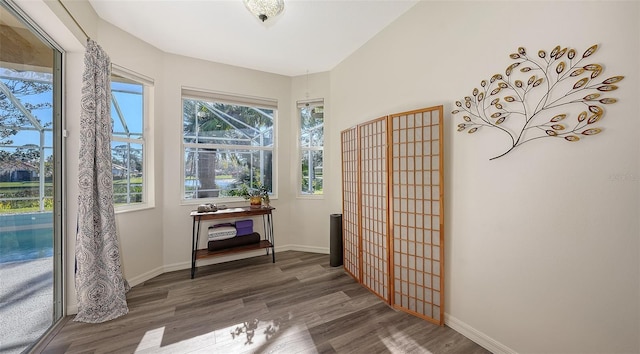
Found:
341,127 -> 360,280
358,118 -> 389,300
389,106 -> 444,325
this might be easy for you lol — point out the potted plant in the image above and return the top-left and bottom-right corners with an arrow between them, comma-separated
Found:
237,184 -> 269,208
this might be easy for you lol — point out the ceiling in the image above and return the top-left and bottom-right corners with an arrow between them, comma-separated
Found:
87,0 -> 419,77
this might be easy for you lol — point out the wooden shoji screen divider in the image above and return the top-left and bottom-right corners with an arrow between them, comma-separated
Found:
358,117 -> 389,301
340,127 -> 361,280
340,105 -> 444,325
389,106 -> 444,325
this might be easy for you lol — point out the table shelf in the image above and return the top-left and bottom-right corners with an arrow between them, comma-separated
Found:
195,240 -> 273,259
190,206 -> 275,278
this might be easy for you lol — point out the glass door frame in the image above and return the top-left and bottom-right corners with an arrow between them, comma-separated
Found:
1,0 -> 65,349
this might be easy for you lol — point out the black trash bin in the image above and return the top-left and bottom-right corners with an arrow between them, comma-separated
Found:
330,214 -> 343,267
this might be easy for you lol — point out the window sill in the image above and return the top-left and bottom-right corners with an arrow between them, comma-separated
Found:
115,203 -> 155,215
296,194 -> 324,200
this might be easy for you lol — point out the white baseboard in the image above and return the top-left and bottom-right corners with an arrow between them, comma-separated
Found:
66,304 -> 77,315
127,266 -> 165,287
284,244 -> 329,254
161,244 -> 328,274
445,313 -> 517,354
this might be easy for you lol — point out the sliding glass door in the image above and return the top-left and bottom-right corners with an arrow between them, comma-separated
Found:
0,2 -> 63,353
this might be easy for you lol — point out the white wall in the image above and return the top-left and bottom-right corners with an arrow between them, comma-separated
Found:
329,1 -> 639,353
159,54 -> 295,270
287,72 -> 334,253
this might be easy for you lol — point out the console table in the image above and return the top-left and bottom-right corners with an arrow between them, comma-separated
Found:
190,206 -> 275,279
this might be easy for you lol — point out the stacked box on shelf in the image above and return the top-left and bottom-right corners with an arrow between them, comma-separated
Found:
235,219 -> 253,236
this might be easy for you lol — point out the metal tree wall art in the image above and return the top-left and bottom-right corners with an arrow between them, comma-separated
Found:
453,44 -> 624,160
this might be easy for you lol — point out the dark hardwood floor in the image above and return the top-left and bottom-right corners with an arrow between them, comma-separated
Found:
38,251 -> 489,354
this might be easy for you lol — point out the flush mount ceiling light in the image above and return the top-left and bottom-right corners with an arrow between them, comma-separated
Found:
244,0 -> 284,22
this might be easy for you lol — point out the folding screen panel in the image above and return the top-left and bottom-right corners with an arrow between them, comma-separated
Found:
389,106 -> 444,325
340,127 -> 360,280
358,117 -> 389,300
340,105 -> 444,325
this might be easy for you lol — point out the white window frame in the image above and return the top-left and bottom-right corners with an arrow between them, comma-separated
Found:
297,98 -> 324,198
111,64 -> 154,213
181,87 -> 278,203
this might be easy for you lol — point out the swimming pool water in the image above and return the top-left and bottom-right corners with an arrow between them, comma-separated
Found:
0,212 -> 53,263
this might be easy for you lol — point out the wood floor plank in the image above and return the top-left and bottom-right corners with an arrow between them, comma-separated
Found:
37,251 -> 489,354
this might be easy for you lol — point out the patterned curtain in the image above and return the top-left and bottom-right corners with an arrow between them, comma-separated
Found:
74,39 -> 129,323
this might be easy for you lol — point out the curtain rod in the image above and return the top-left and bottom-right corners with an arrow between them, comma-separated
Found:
57,0 -> 90,43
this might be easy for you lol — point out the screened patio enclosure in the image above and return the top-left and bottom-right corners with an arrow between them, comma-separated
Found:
182,96 -> 275,200
0,68 -> 53,211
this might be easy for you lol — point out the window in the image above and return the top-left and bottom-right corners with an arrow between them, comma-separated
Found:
110,67 -> 152,208
182,88 -> 276,201
298,99 -> 324,195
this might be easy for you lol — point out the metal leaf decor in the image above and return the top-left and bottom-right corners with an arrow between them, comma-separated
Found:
453,44 -> 624,160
